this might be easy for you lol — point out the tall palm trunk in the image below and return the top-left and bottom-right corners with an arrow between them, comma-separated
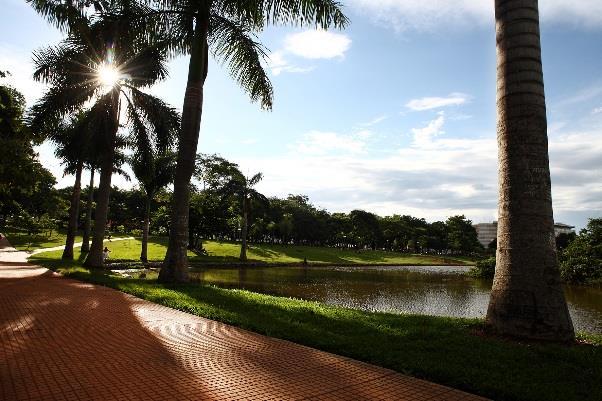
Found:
81,168 -> 95,253
141,195 -> 151,263
239,198 -> 248,262
62,161 -> 83,260
84,93 -> 119,269
486,0 -> 574,341
159,19 -> 209,283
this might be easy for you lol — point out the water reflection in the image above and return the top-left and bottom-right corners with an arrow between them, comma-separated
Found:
191,265 -> 602,334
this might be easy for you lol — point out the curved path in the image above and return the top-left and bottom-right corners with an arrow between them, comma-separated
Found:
0,235 -> 488,400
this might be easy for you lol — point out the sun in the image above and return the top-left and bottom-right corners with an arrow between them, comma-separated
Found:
97,63 -> 121,88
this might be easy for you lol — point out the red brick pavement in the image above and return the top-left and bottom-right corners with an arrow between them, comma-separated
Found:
0,253 -> 489,400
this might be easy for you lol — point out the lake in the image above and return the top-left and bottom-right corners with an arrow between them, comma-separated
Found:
190,265 -> 602,334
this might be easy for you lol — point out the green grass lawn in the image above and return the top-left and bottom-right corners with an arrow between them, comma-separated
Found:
2,228 -> 83,251
93,237 -> 473,266
26,253 -> 602,401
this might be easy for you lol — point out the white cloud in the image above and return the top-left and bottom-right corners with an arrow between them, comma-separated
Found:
355,130 -> 373,139
406,93 -> 470,111
555,84 -> 602,108
593,107 -> 602,115
358,114 -> 388,127
236,113 -> 601,230
347,0 -> 602,32
284,30 -> 352,59
266,51 -> 315,76
295,131 -> 366,155
266,29 -> 351,75
411,114 -> 445,147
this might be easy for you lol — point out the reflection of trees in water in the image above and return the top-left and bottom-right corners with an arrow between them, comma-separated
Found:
564,286 -> 602,311
196,266 -> 602,333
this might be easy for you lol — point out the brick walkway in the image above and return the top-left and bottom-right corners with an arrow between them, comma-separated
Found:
0,237 -> 488,400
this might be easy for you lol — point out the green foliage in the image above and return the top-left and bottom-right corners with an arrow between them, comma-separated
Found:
445,215 -> 482,254
0,82 -> 60,224
560,218 -> 602,284
28,254 -> 602,401
469,257 -> 496,279
556,232 -> 576,251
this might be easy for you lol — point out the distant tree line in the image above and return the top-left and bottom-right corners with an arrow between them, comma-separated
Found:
38,154 -> 483,256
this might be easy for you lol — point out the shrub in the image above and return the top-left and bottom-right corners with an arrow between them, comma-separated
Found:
130,229 -> 142,237
560,254 -> 602,284
558,218 -> 602,285
469,256 -> 496,279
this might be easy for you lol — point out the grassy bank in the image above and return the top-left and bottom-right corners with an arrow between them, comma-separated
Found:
74,237 -> 474,266
2,228 -> 83,251
29,254 -> 602,401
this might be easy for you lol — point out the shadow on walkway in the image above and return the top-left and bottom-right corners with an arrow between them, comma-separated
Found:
0,257 -> 488,400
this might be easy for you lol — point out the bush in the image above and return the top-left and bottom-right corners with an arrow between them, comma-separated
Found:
560,254 -> 602,284
469,256 -> 496,279
130,229 -> 142,237
559,218 -> 602,285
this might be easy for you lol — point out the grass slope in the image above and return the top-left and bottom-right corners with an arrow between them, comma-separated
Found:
29,254 -> 602,401
3,228 -> 83,251
81,237 -> 474,266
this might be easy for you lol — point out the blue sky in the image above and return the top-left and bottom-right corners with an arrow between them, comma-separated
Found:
1,0 -> 601,229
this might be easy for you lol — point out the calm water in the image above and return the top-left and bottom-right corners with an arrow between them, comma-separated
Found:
190,265 -> 602,334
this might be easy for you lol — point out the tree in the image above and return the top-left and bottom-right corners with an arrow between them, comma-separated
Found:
559,219 -> 602,284
80,167 -> 95,253
153,0 -> 349,283
349,210 -> 380,249
29,6 -> 179,267
130,151 -> 176,262
445,215 -> 480,255
0,79 -> 58,227
486,0 -> 574,341
231,172 -> 266,261
195,155 -> 266,261
48,113 -> 96,259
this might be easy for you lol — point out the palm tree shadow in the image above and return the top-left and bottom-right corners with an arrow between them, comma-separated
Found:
0,269 -> 213,400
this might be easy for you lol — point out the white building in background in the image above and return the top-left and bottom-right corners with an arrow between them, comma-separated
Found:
474,222 -> 498,248
473,221 -> 575,248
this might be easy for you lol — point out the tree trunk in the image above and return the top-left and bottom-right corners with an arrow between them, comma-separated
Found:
62,161 -> 83,260
84,93 -> 119,269
239,198 -> 248,262
486,0 -> 574,341
159,19 -> 209,284
141,196 -> 151,263
81,168 -> 95,253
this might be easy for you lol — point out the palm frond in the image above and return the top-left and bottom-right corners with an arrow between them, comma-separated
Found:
209,15 -> 273,110
260,0 -> 349,29
123,94 -> 153,159
28,85 -> 99,136
248,172 -> 263,186
126,86 -> 180,151
216,0 -> 348,29
26,0 -> 94,31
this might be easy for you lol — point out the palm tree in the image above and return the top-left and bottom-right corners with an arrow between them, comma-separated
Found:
146,0 -> 349,283
30,8 -> 179,268
486,0 -> 574,341
80,166 -> 95,253
50,114 -> 92,260
230,172 -> 266,262
129,151 -> 176,262
80,144 -> 131,253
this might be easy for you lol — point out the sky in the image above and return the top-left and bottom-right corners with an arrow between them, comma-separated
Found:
1,0 -> 601,230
